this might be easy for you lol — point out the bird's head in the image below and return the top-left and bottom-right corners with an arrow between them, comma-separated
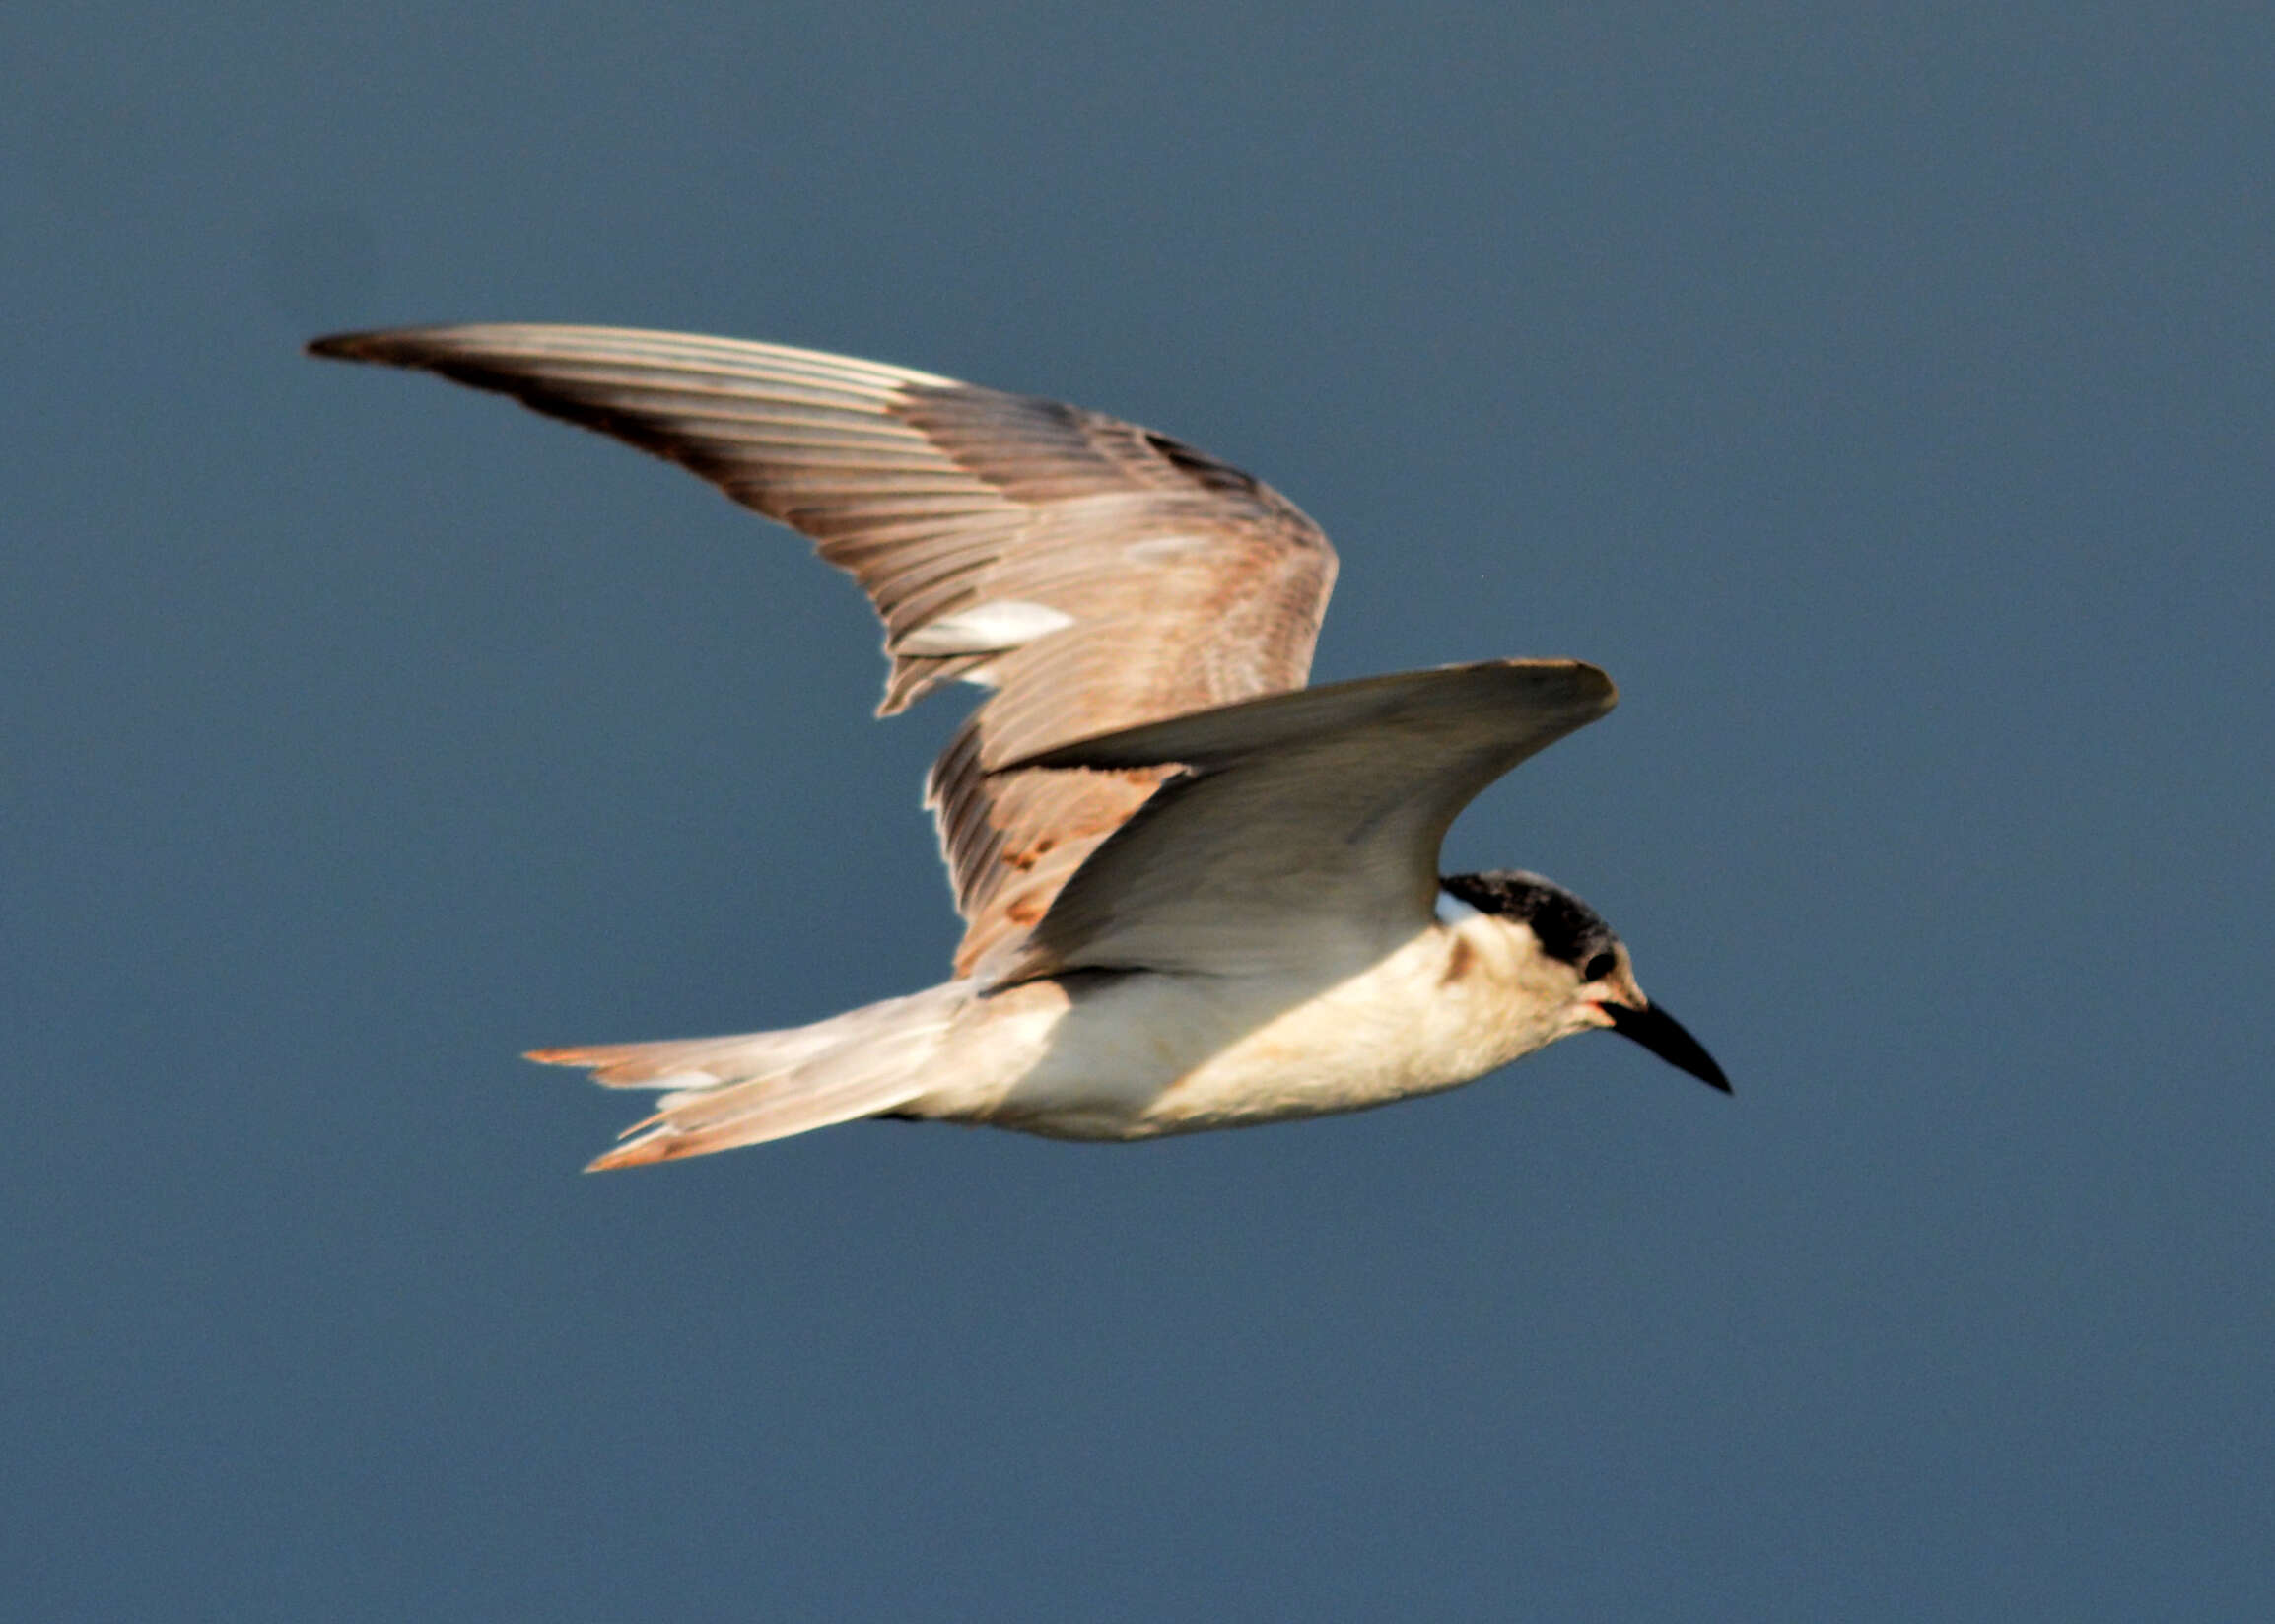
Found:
1437,869 -> 1729,1093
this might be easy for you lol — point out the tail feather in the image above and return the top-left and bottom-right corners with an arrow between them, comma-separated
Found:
531,983 -> 972,1170
528,1029 -> 852,1089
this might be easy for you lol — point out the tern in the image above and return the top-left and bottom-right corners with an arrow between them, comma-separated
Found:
310,325 -> 1727,1169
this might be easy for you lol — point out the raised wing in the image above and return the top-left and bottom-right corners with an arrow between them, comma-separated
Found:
308,325 -> 1338,974
994,661 -> 1617,979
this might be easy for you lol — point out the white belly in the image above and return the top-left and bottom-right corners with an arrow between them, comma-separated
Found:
913,920 -> 1572,1140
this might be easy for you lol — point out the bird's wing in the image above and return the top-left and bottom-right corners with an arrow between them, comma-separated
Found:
991,660 -> 1617,980
308,325 -> 1338,975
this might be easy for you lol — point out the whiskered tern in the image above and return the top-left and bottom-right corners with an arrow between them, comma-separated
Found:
309,325 -> 1727,1169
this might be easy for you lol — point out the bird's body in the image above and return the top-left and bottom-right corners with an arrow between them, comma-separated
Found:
309,324 -> 1727,1168
899,903 -> 1577,1142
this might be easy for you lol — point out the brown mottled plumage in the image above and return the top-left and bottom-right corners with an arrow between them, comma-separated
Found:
308,325 -> 1336,976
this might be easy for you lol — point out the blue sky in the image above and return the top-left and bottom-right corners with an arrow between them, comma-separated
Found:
7,4 -> 2271,1617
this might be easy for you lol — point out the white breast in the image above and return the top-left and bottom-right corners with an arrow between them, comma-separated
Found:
921,916 -> 1570,1139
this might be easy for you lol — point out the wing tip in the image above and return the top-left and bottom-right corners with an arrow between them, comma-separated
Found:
1566,658 -> 1619,713
1478,656 -> 1618,717
306,328 -> 394,362
308,325 -> 484,365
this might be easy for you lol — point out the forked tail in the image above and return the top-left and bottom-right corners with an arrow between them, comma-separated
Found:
529,983 -> 973,1170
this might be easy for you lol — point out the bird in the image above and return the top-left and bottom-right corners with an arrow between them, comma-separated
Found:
308,323 -> 1727,1169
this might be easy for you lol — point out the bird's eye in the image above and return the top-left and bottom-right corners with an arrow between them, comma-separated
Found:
1583,951 -> 1618,982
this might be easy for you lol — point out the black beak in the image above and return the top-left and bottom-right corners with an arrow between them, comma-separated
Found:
1605,1000 -> 1731,1094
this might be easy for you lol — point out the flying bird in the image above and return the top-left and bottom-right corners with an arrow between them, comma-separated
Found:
309,324 -> 1727,1169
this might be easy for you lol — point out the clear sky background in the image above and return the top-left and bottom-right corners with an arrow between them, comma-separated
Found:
8,4 -> 2271,1618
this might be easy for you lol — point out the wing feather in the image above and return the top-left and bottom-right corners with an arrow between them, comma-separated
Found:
309,324 -> 1337,972
992,661 -> 1619,979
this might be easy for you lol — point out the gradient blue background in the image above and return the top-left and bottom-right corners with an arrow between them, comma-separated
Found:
8,4 -> 2271,1617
